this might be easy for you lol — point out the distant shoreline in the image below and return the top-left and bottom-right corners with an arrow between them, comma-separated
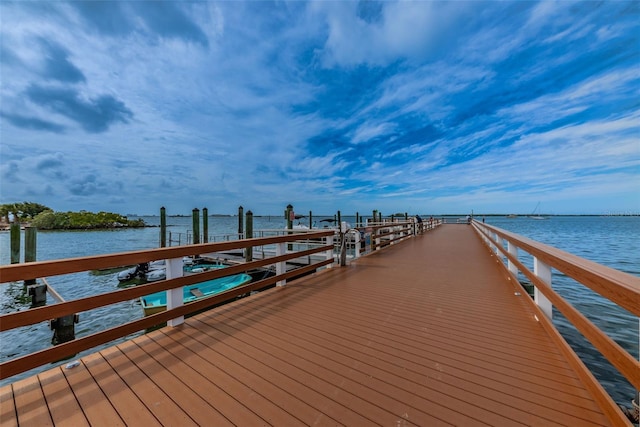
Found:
128,213 -> 640,218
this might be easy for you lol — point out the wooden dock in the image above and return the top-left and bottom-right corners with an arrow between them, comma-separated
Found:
0,224 -> 628,425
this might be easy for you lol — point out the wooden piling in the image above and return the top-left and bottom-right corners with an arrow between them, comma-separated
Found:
245,210 -> 253,262
51,314 -> 78,345
160,207 -> 167,247
28,284 -> 46,307
192,208 -> 200,244
285,204 -> 293,229
24,227 -> 37,287
238,206 -> 244,236
202,207 -> 208,243
309,211 -> 313,229
286,204 -> 293,251
39,277 -> 78,346
10,223 -> 20,264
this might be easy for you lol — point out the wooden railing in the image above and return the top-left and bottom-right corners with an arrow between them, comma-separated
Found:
0,230 -> 335,380
353,219 -> 440,256
472,220 -> 640,422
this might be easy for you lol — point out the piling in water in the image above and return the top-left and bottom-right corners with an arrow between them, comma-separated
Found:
286,204 -> 293,251
10,223 -> 20,264
51,314 -> 78,345
28,284 -> 46,307
25,227 -> 37,287
192,208 -> 200,245
245,210 -> 253,262
160,207 -> 167,248
202,207 -> 208,243
285,204 -> 293,229
238,206 -> 244,236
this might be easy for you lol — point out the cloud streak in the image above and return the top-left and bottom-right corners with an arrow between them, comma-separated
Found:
25,85 -> 133,133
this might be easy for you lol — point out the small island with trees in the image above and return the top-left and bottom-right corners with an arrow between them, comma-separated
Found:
0,202 -> 146,230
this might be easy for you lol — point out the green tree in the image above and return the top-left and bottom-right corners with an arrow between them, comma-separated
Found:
31,210 -> 145,230
0,202 -> 51,222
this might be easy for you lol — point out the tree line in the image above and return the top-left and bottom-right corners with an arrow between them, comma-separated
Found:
0,202 -> 50,223
0,202 -> 145,230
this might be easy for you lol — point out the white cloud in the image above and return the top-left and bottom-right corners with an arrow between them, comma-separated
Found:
1,1 -> 638,216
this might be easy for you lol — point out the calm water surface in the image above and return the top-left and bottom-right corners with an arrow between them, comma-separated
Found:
1,215 -> 638,406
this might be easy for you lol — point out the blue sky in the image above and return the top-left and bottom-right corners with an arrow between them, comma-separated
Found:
1,1 -> 638,216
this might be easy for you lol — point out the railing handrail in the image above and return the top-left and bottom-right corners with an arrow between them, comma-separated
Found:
0,230 -> 334,283
0,230 -> 336,380
474,221 -> 640,316
471,220 -> 640,394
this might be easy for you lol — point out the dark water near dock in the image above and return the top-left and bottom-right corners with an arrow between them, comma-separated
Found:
1,215 -> 638,407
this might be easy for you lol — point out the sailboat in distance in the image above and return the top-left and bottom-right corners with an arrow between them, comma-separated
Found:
529,202 -> 548,220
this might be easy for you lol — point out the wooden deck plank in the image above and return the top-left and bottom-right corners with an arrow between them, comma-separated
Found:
247,290 -> 592,397
61,355 -> 124,426
100,343 -> 198,426
141,330 -> 270,426
81,350 -> 161,427
150,328 -> 350,427
247,285 -> 580,379
186,315 -> 483,426
38,367 -> 89,426
12,374 -> 52,426
191,224 -> 608,426
155,325 -> 334,426
114,337 -> 233,426
2,225 -> 615,426
0,383 -> 17,427
203,295 -> 604,425
181,318 -> 421,426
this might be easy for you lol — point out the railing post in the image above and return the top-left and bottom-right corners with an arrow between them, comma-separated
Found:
325,234 -> 334,267
533,257 -> 553,320
354,230 -> 361,259
276,242 -> 286,286
490,232 -> 499,255
166,257 -> 184,327
507,240 -> 518,276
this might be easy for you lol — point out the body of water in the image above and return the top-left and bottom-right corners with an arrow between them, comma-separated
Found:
1,215 -> 638,407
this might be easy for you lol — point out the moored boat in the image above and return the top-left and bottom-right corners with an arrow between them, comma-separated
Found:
140,267 -> 252,316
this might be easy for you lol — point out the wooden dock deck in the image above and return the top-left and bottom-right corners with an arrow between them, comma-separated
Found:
0,225 -> 618,425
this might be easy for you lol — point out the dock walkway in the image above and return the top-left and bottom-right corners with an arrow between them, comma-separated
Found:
1,225 -> 613,425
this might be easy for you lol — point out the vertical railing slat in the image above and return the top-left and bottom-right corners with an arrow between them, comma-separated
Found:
166,257 -> 184,326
